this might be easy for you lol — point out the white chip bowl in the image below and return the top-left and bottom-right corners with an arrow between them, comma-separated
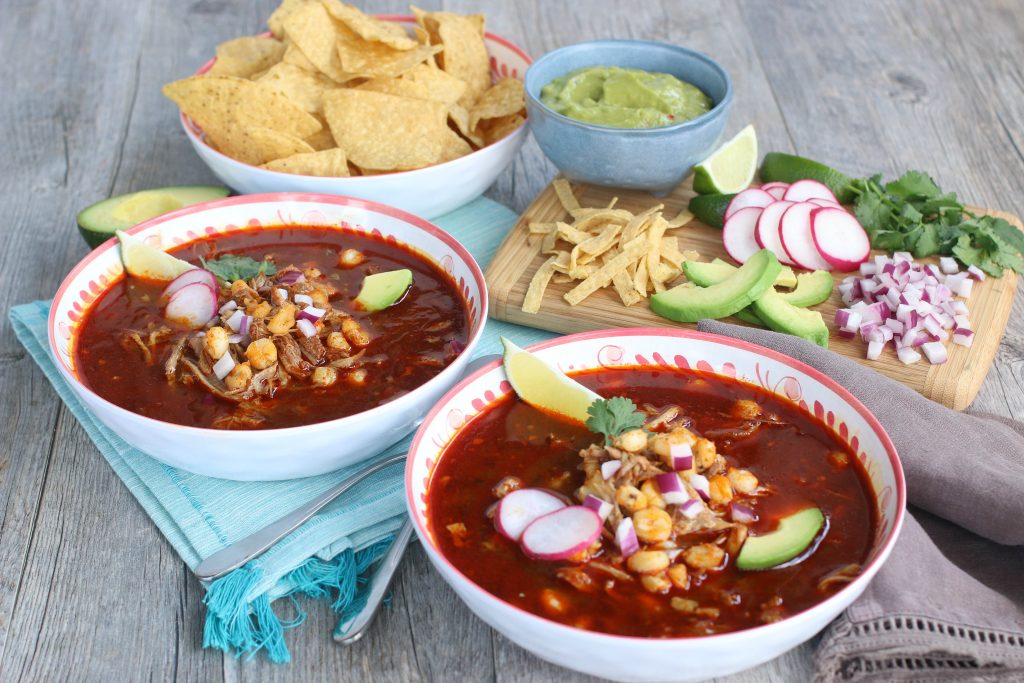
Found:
406,329 -> 906,682
180,16 -> 532,219
50,193 -> 487,480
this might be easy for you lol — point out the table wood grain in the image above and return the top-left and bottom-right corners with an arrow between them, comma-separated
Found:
1,1 -> 1022,680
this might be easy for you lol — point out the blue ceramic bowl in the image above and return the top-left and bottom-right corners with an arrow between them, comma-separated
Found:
525,40 -> 733,193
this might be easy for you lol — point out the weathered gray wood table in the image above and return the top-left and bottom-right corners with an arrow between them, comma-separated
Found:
2,0 -> 1023,680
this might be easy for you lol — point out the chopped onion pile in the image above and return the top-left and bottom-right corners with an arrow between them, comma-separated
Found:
836,252 -> 974,365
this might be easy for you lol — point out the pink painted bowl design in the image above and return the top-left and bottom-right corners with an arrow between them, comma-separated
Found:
180,17 -> 532,219
406,328 -> 905,682
49,193 -> 487,480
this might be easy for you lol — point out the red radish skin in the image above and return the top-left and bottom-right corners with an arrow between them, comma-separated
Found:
811,207 -> 871,271
164,282 -> 218,329
760,182 -> 789,200
779,202 -> 833,271
783,179 -> 840,205
724,188 -> 775,220
755,200 -> 796,266
519,506 -> 603,561
722,206 -> 764,265
494,488 -> 565,541
161,268 -> 215,303
808,197 -> 843,209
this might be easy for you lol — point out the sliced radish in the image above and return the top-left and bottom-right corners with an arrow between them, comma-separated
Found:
164,282 -> 218,329
519,506 -> 602,561
760,182 -> 789,200
808,197 -> 843,209
779,202 -> 832,271
722,206 -> 764,264
724,188 -> 775,220
161,268 -> 217,303
755,200 -> 796,266
783,179 -> 840,204
494,488 -> 566,541
811,207 -> 871,271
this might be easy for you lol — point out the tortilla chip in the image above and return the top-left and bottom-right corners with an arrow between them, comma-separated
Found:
478,113 -> 525,145
246,126 -> 315,163
401,63 -> 468,107
321,0 -> 418,50
447,105 -> 483,147
564,236 -> 649,306
412,7 -> 490,105
256,62 -> 336,114
282,40 -> 319,72
261,147 -> 349,176
207,36 -> 286,79
162,76 -> 321,165
356,76 -> 432,101
522,256 -> 559,314
439,128 -> 473,162
469,78 -> 525,130
268,0 -> 314,37
322,89 -> 446,170
552,178 -> 581,213
335,23 -> 441,78
303,119 -> 337,150
282,2 -> 352,82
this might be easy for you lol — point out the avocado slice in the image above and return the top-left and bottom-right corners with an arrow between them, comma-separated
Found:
751,289 -> 830,348
733,307 -> 766,327
354,269 -> 413,312
77,186 -> 231,249
686,259 -> 797,290
736,507 -> 826,571
651,250 -> 781,323
782,270 -> 834,307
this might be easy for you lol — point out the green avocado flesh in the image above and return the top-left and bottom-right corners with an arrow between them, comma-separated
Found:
651,250 -> 781,323
736,507 -> 826,571
684,259 -> 797,290
752,289 -> 830,348
77,185 -> 230,249
782,270 -> 834,308
354,269 -> 413,312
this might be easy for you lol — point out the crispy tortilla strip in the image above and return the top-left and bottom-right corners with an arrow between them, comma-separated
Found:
666,207 -> 695,228
541,228 -> 559,254
552,273 -> 574,284
564,236 -> 649,306
522,256 -> 559,314
552,178 -> 581,213
632,258 -> 649,298
621,204 -> 663,244
556,221 -> 593,245
570,207 -> 635,222
612,271 -> 642,306
651,262 -> 681,285
574,224 -> 623,265
528,221 -> 557,234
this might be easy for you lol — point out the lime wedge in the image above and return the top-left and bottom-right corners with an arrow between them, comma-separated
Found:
759,152 -> 855,203
501,337 -> 601,425
116,230 -> 195,282
692,125 -> 757,195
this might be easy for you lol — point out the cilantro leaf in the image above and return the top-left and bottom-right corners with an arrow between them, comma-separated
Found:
585,397 -> 647,445
201,254 -> 277,282
885,170 -> 941,199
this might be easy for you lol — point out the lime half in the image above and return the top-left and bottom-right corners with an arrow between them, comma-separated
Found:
501,337 -> 600,425
692,124 -> 758,195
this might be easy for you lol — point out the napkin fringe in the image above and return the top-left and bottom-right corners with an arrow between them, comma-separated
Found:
202,539 -> 391,663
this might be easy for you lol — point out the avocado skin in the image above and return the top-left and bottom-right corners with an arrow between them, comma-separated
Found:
651,250 -> 781,323
736,507 -> 826,571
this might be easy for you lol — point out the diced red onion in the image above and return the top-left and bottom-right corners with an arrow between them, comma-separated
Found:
296,306 -> 326,323
952,328 -> 975,347
656,472 -> 689,505
966,265 -> 986,281
956,278 -> 973,298
897,347 -> 921,364
859,262 -> 877,277
689,473 -> 711,501
884,318 -> 904,334
582,494 -> 613,521
954,314 -> 971,329
294,293 -> 314,307
921,341 -> 948,364
730,502 -> 758,524
677,498 -> 703,520
212,353 -> 235,380
274,287 -> 288,303
893,251 -> 913,263
866,340 -> 884,360
227,333 -> 243,344
296,318 -> 317,338
238,314 -> 251,338
939,256 -> 959,274
601,460 -> 621,480
225,309 -> 245,332
219,300 -> 238,315
615,518 -> 639,557
277,270 -> 305,285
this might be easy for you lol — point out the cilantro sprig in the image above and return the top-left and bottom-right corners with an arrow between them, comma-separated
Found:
200,254 -> 277,282
849,171 -> 1024,277
585,397 -> 647,445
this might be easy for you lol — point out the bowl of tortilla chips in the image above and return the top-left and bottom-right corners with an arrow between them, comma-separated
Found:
164,2 -> 531,219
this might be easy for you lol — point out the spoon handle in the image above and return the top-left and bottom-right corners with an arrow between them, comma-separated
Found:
334,519 -> 414,645
194,452 -> 406,582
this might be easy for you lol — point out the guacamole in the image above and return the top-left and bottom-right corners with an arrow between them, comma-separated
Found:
540,66 -> 713,129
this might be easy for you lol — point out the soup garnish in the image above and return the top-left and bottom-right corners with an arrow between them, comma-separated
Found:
429,363 -> 876,637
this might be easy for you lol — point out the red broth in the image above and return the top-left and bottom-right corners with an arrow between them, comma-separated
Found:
428,367 -> 876,637
75,226 -> 469,429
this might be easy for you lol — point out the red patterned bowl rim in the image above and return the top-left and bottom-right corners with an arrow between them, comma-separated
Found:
180,16 -> 533,180
405,326 -> 907,643
47,191 -> 489,435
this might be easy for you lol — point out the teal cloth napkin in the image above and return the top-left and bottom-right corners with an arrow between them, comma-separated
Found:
9,196 -> 555,662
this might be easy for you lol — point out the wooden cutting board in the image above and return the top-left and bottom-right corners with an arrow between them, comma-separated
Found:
486,177 -> 1021,410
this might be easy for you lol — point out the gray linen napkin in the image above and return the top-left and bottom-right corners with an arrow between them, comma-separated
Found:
697,320 -> 1024,682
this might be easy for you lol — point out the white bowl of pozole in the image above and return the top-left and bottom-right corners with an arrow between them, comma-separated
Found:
406,329 -> 904,681
49,193 -> 486,480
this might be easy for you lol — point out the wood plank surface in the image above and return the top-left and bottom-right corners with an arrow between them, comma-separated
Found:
0,1 -> 1022,682
486,178 -> 1021,410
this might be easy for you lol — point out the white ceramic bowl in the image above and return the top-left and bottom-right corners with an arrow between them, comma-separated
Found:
50,193 -> 487,481
406,329 -> 906,682
180,17 -> 532,219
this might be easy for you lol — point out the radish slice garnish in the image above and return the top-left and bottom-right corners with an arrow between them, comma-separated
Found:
724,188 -> 775,220
808,197 -> 843,209
519,506 -> 602,561
755,200 -> 796,266
779,202 -> 832,271
760,182 -> 789,200
164,282 -> 218,330
810,207 -> 871,271
722,206 -> 764,264
494,488 -> 566,541
161,268 -> 217,303
782,179 -> 840,204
